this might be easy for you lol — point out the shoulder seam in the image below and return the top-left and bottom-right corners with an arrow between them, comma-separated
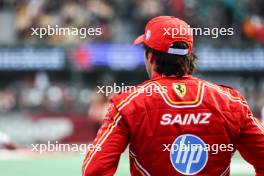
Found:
205,82 -> 248,107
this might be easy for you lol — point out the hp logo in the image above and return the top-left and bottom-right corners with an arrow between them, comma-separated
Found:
170,134 -> 208,175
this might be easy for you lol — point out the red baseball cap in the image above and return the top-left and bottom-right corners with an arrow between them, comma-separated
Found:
134,16 -> 193,55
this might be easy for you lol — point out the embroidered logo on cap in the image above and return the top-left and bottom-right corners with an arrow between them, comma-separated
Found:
146,30 -> 151,40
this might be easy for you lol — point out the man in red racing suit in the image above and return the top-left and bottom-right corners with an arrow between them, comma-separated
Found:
82,16 -> 264,176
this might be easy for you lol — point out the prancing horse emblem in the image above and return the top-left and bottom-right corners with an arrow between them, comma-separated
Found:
173,83 -> 186,98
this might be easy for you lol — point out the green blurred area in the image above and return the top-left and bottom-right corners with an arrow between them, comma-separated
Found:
0,152 -> 254,176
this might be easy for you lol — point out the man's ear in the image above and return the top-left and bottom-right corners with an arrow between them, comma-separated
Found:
145,51 -> 155,64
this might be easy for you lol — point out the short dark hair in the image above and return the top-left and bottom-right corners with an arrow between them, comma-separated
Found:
144,42 -> 197,77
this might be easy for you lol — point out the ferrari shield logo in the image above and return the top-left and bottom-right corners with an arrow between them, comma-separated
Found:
173,83 -> 186,98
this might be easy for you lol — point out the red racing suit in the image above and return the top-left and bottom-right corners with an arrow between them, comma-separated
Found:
82,73 -> 264,176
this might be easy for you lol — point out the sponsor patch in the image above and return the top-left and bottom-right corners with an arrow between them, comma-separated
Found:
170,134 -> 208,175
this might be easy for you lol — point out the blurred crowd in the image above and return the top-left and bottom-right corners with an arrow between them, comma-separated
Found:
0,72 -> 111,123
0,72 -> 92,114
0,0 -> 263,45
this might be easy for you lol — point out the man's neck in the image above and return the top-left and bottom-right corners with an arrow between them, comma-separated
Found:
151,72 -> 192,80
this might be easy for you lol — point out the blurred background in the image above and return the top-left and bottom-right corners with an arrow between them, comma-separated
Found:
0,0 -> 263,176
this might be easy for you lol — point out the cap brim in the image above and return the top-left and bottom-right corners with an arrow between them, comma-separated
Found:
133,35 -> 144,45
